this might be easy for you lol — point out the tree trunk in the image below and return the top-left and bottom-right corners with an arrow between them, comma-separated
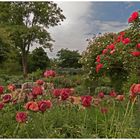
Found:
22,53 -> 28,78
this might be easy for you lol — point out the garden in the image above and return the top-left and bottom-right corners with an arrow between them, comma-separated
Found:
0,2 -> 140,138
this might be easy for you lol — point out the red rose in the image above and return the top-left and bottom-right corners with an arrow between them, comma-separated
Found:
96,63 -> 103,73
38,100 -> 52,112
0,102 -> 4,110
128,11 -> 139,23
53,89 -> 61,97
0,86 -> 4,94
25,101 -> 39,112
109,91 -> 117,97
128,17 -> 133,23
131,12 -> 139,19
116,95 -> 125,101
122,38 -> 131,44
130,84 -> 140,96
120,31 -> 125,36
101,107 -> 108,114
116,35 -> 123,42
98,92 -> 104,98
131,51 -> 140,57
96,55 -> 100,63
12,99 -> 17,105
44,70 -> 56,78
102,49 -> 108,54
3,94 -> 12,103
32,86 -> 43,95
137,43 -> 140,49
62,88 -> 74,95
107,44 -> 115,50
81,95 -> 92,107
8,84 -> 16,92
60,90 -> 70,100
36,79 -> 44,85
16,112 -> 27,123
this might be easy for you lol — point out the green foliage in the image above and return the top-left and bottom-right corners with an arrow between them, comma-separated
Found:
43,74 -> 82,89
122,70 -> 139,93
29,69 -> 44,81
80,33 -> 116,92
57,48 -> 82,68
95,86 -> 112,95
0,99 -> 139,138
55,68 -> 83,75
0,2 -> 65,76
28,47 -> 50,72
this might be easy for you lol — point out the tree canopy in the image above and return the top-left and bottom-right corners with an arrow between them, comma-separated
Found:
28,47 -> 50,72
57,48 -> 82,68
0,2 -> 65,77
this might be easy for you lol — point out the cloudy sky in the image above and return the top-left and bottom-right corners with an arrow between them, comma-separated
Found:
46,1 -> 140,58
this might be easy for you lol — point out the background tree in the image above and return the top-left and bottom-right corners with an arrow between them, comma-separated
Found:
0,28 -> 13,64
56,48 -> 82,68
28,47 -> 50,72
0,2 -> 65,77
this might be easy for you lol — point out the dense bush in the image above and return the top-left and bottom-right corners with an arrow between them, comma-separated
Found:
80,11 -> 140,93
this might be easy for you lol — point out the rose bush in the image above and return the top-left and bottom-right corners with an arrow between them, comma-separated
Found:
0,69 -> 140,138
80,11 -> 140,93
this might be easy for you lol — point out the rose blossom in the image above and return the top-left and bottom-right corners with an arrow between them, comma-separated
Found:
81,95 -> 92,107
16,112 -> 27,123
98,92 -> 104,98
0,86 -> 4,94
25,101 -> 39,112
44,70 -> 56,78
96,63 -> 103,73
116,95 -> 125,101
38,100 -> 52,112
131,51 -> 140,57
128,11 -> 139,23
32,86 -> 43,95
122,38 -> 131,45
2,94 -> 12,103
109,91 -> 117,97
7,84 -> 16,91
36,79 -> 44,85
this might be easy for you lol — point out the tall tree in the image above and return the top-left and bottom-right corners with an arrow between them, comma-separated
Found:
57,48 -> 82,68
0,2 -> 65,77
0,28 -> 13,64
28,47 -> 50,72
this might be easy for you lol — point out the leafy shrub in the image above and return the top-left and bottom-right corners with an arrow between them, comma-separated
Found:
95,86 -> 112,95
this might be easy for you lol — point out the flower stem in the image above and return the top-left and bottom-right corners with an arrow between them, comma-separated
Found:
13,123 -> 20,138
84,109 -> 87,128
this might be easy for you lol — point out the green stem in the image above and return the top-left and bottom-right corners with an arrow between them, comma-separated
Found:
104,114 -> 108,138
13,123 -> 20,138
84,109 -> 87,128
43,113 -> 47,134
114,111 -> 120,138
109,100 -> 116,136
95,109 -> 98,136
121,102 -> 135,137
119,100 -> 135,138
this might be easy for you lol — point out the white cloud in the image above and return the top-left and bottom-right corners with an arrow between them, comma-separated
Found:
48,2 -> 93,58
89,20 -> 128,33
46,2 -> 128,58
